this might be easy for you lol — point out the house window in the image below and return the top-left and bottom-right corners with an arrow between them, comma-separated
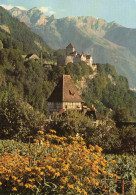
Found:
69,90 -> 75,96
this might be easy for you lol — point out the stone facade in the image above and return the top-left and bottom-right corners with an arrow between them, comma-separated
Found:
86,55 -> 93,65
65,56 -> 74,65
81,54 -> 86,61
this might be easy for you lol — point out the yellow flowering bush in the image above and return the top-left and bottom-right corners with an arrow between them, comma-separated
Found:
0,130 -> 118,194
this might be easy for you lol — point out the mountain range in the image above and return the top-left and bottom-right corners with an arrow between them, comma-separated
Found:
0,6 -> 50,54
6,7 -> 136,87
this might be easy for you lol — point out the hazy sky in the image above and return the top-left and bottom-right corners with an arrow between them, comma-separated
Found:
1,0 -> 136,28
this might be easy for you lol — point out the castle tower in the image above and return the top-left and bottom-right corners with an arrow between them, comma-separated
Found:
66,43 -> 75,55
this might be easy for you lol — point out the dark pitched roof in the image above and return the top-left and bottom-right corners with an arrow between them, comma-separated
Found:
47,75 -> 84,103
66,43 -> 75,49
25,53 -> 34,58
25,53 -> 39,59
58,109 -> 65,115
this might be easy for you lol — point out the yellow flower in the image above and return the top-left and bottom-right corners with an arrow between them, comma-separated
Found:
108,172 -> 114,177
19,182 -> 24,186
67,183 -> 74,189
0,182 -> 2,186
49,129 -> 56,134
46,165 -> 52,171
12,187 -> 17,191
95,181 -> 99,186
89,145 -> 95,151
55,172 -> 60,177
25,183 -> 30,188
81,189 -> 87,195
34,166 -> 41,172
86,177 -> 90,184
116,175 -> 120,179
12,176 -> 17,180
40,172 -> 44,175
28,178 -> 35,182
17,179 -> 21,183
60,177 -> 68,183
37,130 -> 44,135
60,185 -> 64,189
75,186 -> 81,193
111,160 -> 116,163
95,145 -> 102,152
5,177 -> 9,181
25,167 -> 31,172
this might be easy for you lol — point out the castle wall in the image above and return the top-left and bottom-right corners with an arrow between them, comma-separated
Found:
86,56 -> 93,66
71,52 -> 77,57
66,47 -> 75,55
57,44 -> 96,71
65,56 -> 74,65
81,55 -> 86,61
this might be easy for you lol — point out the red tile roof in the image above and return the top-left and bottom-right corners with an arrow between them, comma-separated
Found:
58,109 -> 65,115
47,75 -> 84,103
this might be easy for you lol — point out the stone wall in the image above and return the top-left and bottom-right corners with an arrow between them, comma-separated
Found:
66,47 -> 75,55
81,55 -> 86,61
65,56 -> 74,65
86,56 -> 93,66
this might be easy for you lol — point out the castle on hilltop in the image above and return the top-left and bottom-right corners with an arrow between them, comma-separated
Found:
57,43 -> 97,71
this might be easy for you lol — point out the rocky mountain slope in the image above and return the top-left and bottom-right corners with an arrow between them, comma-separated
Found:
8,7 -> 136,87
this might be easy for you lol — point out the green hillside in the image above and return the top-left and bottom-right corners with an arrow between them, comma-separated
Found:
0,6 -> 50,53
